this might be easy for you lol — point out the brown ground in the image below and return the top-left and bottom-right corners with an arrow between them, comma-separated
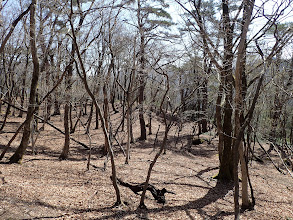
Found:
0,109 -> 292,220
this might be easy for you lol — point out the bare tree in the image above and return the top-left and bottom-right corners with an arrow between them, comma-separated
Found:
9,0 -> 40,163
68,0 -> 122,206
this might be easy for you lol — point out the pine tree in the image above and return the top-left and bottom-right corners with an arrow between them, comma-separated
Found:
127,0 -> 173,140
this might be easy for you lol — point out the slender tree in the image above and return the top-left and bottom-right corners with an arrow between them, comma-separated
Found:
9,0 -> 40,163
127,0 -> 172,140
68,0 -> 121,204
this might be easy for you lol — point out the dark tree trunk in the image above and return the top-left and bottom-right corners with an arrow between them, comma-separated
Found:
0,101 -> 11,131
130,106 -> 134,143
148,109 -> 152,135
53,97 -> 61,116
9,0 -> 40,163
59,62 -> 73,160
69,103 -> 73,132
137,2 -> 147,141
19,55 -> 29,118
290,115 -> 293,145
95,103 -> 99,129
59,103 -> 70,160
52,71 -> 61,116
103,85 -> 109,155
86,101 -> 94,134
83,99 -> 88,115
121,95 -> 125,132
201,78 -> 208,133
217,0 -> 234,181
52,68 -> 61,116
110,72 -> 119,114
45,56 -> 55,121
0,98 -> 2,116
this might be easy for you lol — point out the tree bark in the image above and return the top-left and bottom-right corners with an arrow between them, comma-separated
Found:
59,103 -> 70,160
125,94 -> 131,164
86,101 -> 94,134
95,103 -> 99,129
103,84 -> 110,155
137,0 -> 146,141
217,0 -> 234,182
59,64 -> 72,160
18,50 -> 29,118
9,0 -> 40,163
234,0 -> 255,214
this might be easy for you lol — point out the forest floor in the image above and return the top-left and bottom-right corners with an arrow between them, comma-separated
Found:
0,108 -> 292,220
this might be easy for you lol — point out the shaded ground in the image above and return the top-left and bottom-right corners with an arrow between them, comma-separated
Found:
0,109 -> 292,220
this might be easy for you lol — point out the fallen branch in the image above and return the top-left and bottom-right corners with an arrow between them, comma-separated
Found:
113,176 -> 175,204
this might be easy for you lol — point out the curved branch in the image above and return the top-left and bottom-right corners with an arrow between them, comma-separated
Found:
0,3 -> 32,53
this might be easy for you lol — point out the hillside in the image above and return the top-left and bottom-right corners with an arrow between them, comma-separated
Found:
0,111 -> 292,220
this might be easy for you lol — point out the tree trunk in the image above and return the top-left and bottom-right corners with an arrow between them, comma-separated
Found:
9,0 -> 40,163
217,0 -> 234,182
201,58 -> 209,133
53,95 -> 61,115
59,63 -> 72,160
239,142 -> 249,207
111,90 -> 118,114
59,103 -> 70,160
290,115 -> 293,145
125,94 -> 130,164
70,9 -> 121,203
139,70 -> 170,209
53,70 -> 61,116
139,126 -> 170,208
18,52 -> 28,118
103,84 -> 110,155
102,47 -> 115,154
110,72 -> 119,114
86,101 -> 94,134
0,101 -> 11,131
130,105 -> 134,143
137,0 -> 146,141
82,99 -> 86,115
0,77 -> 13,130
95,103 -> 99,129
234,0 -> 255,213
148,108 -> 152,135
138,81 -> 146,140
215,85 -> 224,162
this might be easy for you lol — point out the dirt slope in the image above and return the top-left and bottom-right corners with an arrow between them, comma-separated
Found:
0,111 -> 292,219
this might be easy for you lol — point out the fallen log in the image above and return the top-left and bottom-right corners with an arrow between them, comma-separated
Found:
112,176 -> 175,204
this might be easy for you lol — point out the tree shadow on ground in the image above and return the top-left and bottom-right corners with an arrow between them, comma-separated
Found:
94,180 -> 234,220
84,166 -> 230,219
0,145 -> 89,163
0,120 -> 22,125
163,134 -> 218,159
168,166 -> 219,187
134,136 -> 160,150
0,164 -> 233,220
